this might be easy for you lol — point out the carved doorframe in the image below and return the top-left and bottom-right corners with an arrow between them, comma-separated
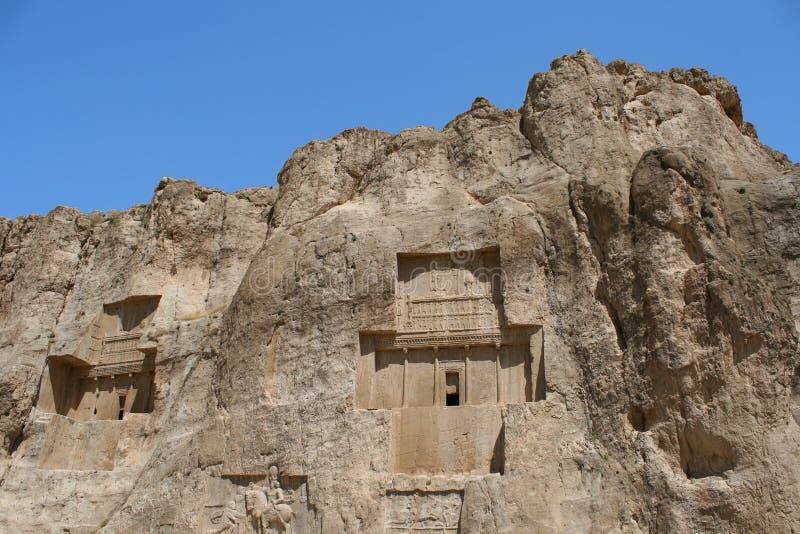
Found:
437,359 -> 465,407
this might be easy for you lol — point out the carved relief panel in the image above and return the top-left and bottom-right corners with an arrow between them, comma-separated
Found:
385,491 -> 462,534
204,469 -> 316,534
395,250 -> 502,333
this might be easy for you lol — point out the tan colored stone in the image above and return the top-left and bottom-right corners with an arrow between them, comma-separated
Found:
0,51 -> 798,533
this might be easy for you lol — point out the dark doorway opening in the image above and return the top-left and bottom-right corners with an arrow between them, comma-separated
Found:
445,372 -> 460,406
118,395 -> 127,420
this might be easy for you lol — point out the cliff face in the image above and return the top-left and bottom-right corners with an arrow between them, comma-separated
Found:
0,50 -> 798,533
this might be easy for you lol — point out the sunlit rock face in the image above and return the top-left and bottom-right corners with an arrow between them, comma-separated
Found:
0,50 -> 798,533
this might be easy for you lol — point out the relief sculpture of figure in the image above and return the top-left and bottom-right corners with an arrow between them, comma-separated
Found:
209,500 -> 244,533
245,466 -> 296,534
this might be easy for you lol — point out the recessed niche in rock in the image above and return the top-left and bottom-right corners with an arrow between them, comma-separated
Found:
40,295 -> 160,422
679,428 -> 738,479
357,249 -> 542,474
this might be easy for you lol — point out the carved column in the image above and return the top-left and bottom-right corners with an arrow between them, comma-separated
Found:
402,348 -> 408,407
92,378 -> 99,421
433,347 -> 440,407
496,343 -> 502,404
464,345 -> 470,405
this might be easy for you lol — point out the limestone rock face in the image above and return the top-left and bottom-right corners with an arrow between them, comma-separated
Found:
0,51 -> 798,533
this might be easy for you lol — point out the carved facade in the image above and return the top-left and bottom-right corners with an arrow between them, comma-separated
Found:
33,296 -> 160,471
357,249 -> 541,414
359,334 -> 536,410
42,295 -> 159,422
356,249 -> 544,526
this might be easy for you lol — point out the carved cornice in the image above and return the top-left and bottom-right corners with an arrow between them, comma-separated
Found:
370,327 -> 538,351
374,330 -> 500,350
76,357 -> 155,379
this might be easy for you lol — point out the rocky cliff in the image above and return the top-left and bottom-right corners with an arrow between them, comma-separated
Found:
0,50 -> 797,533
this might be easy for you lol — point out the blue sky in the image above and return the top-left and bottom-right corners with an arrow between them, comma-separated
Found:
1,1 -> 797,218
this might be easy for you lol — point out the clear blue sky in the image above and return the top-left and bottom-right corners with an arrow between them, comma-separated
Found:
1,1 -> 797,218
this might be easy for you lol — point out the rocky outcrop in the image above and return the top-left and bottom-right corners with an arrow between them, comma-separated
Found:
0,51 -> 797,533
0,179 -> 275,531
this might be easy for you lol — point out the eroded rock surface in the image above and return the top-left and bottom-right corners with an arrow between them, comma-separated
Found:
0,50 -> 797,533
